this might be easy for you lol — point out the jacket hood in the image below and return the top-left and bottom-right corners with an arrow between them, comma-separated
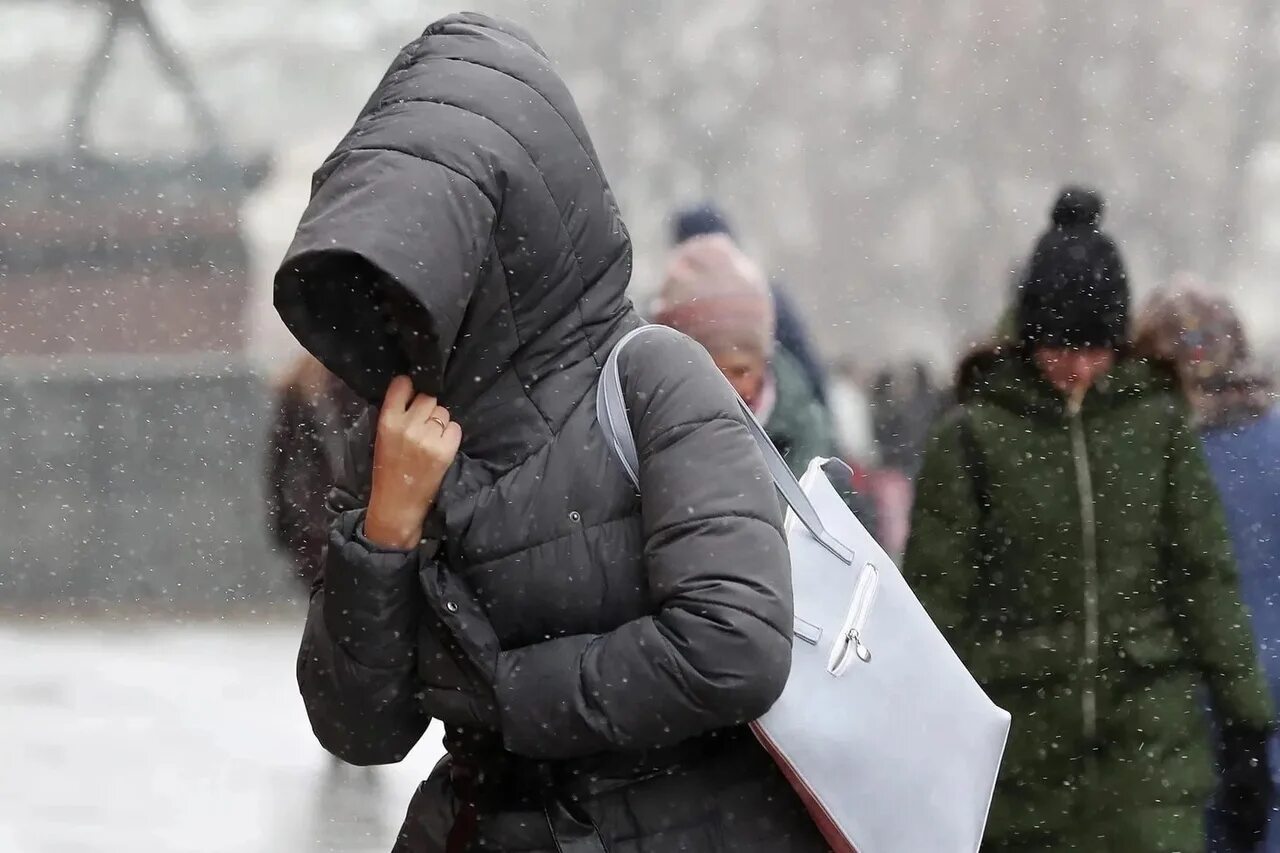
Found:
955,344 -> 1179,420
274,13 -> 635,466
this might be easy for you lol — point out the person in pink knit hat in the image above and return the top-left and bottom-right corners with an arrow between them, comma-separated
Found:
653,234 -> 835,477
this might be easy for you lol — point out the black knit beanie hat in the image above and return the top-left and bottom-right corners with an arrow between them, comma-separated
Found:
1018,187 -> 1129,350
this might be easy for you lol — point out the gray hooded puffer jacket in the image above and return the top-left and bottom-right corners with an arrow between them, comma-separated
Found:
274,13 -> 823,853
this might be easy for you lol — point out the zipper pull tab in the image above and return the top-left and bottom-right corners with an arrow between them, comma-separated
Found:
851,629 -> 872,663
827,563 -> 880,677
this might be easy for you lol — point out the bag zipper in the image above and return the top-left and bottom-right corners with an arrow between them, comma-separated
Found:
827,563 -> 880,676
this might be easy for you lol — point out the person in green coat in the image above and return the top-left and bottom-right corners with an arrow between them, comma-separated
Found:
651,233 -> 835,476
905,188 -> 1274,852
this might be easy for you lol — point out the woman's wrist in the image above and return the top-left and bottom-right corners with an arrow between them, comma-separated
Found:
363,497 -> 428,550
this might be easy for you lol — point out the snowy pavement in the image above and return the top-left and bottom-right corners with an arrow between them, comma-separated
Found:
0,613 -> 446,853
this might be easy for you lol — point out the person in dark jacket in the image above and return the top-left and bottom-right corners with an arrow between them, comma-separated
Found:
904,188 -> 1274,852
1138,289 -> 1280,853
671,201 -> 829,405
868,360 -> 946,480
273,14 -> 823,853
652,233 -> 835,476
265,352 -> 366,589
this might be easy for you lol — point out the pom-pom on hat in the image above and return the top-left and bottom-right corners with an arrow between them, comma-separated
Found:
1018,186 -> 1130,350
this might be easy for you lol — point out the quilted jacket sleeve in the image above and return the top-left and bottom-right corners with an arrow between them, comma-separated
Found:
494,332 -> 795,759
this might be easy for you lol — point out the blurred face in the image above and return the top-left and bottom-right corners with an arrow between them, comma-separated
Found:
711,349 -> 768,406
378,285 -> 441,395
1033,347 -> 1116,396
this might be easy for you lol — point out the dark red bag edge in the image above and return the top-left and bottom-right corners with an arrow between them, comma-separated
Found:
751,720 -> 857,853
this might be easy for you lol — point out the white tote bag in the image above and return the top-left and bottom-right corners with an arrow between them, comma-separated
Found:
597,326 -> 1010,853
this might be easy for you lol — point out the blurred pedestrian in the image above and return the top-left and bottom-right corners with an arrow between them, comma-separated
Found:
653,233 -> 836,477
671,201 -> 830,405
904,187 -> 1274,852
829,360 -> 913,558
869,359 -> 945,479
275,14 -> 824,852
266,352 -> 367,777
265,351 -> 364,590
828,360 -> 877,466
1138,288 -> 1280,853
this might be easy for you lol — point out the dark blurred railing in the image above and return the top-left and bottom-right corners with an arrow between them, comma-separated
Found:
0,356 -> 296,611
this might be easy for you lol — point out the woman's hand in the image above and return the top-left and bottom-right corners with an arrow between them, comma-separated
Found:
363,376 -> 462,550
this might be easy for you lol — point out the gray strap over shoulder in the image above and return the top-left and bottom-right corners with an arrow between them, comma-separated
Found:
596,325 -> 853,564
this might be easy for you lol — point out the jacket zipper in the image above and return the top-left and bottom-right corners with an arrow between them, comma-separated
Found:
1067,396 -> 1100,750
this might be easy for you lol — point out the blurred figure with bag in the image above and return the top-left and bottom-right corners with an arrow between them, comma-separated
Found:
1138,286 -> 1280,853
265,351 -> 368,778
904,187 -> 1273,852
265,351 -> 365,590
868,359 -> 946,481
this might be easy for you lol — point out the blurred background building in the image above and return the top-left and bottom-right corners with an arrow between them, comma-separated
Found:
7,1 -> 1280,369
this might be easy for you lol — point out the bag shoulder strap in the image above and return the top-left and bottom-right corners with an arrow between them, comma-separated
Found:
597,325 -> 853,564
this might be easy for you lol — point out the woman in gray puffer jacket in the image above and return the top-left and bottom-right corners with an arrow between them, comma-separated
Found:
273,13 -> 823,853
